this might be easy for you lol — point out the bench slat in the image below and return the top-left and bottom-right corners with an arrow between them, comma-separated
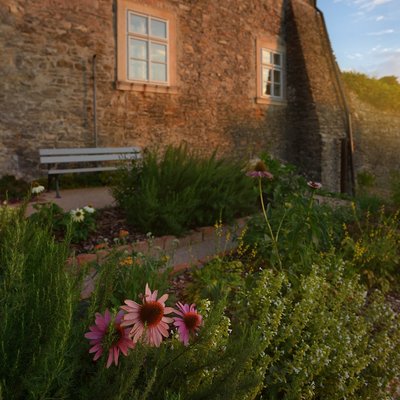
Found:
40,153 -> 141,164
48,166 -> 118,175
39,147 -> 141,156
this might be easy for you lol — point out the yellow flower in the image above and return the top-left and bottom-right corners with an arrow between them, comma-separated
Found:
119,256 -> 133,267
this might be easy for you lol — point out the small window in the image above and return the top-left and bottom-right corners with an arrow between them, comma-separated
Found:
261,49 -> 283,99
117,0 -> 177,93
256,37 -> 286,105
128,13 -> 168,83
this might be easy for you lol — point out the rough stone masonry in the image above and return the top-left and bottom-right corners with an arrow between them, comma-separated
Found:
0,0 -> 348,191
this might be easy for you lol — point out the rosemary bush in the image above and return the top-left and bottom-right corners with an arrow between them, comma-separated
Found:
0,205 -> 82,399
112,145 -> 257,236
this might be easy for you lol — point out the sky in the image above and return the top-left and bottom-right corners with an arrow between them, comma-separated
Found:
318,0 -> 400,80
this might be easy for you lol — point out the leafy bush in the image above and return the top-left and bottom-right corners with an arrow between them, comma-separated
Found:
342,71 -> 400,113
357,170 -> 376,192
112,145 -> 257,236
185,257 -> 400,399
342,207 -> 400,290
390,170 -> 400,207
259,153 -> 308,205
29,203 -> 97,243
243,192 -> 352,273
0,205 -> 83,399
0,175 -> 30,202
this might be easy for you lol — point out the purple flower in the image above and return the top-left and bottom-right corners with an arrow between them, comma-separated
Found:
246,170 -> 274,179
307,181 -> 322,190
85,309 -> 135,368
173,302 -> 203,346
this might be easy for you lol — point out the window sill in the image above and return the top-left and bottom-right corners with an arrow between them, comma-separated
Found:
116,80 -> 178,94
256,97 -> 287,106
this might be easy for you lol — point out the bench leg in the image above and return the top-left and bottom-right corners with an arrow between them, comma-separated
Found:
47,174 -> 52,192
55,175 -> 61,198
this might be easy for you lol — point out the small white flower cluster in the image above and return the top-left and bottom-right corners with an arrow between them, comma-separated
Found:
31,184 -> 45,195
70,205 -> 95,223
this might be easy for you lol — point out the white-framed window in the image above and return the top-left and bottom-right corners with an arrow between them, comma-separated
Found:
256,37 -> 286,104
261,48 -> 283,99
117,0 -> 177,93
127,12 -> 169,84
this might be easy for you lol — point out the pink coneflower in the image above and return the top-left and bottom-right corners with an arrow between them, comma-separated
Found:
84,309 -> 135,368
173,302 -> 203,346
121,284 -> 175,347
246,160 -> 274,180
246,170 -> 274,179
307,181 -> 322,190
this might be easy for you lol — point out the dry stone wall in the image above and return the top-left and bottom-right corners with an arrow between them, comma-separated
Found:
0,0 -> 347,191
349,92 -> 400,191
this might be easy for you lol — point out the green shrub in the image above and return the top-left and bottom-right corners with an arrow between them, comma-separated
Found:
0,206 -> 83,399
186,257 -> 400,399
341,207 -> 400,290
112,145 -> 257,236
0,175 -> 30,202
28,203 -> 97,243
243,192 -> 351,273
342,71 -> 400,113
390,170 -> 400,206
259,153 -> 308,205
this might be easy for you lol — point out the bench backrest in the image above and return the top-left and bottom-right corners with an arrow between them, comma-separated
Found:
40,147 -> 141,164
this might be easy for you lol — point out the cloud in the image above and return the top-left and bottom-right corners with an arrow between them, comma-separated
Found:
366,47 -> 400,78
336,0 -> 393,12
346,52 -> 364,59
367,29 -> 395,35
376,15 -> 385,21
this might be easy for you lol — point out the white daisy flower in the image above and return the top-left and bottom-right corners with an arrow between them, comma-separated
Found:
70,208 -> 85,223
83,205 -> 95,214
31,185 -> 45,195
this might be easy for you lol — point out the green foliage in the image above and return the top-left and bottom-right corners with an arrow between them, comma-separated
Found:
0,206 -> 83,399
341,207 -> 400,290
112,145 -> 257,236
29,203 -> 97,243
47,171 -> 117,191
184,259 -> 246,304
357,170 -> 376,191
390,170 -> 400,206
259,153 -> 308,204
187,257 -> 400,399
0,175 -> 30,202
342,71 -> 400,113
243,193 -> 352,273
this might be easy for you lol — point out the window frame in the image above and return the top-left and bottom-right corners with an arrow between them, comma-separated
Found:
256,37 -> 286,105
117,0 -> 177,93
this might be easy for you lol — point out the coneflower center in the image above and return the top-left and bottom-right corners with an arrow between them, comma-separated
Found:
140,301 -> 164,327
183,312 -> 200,331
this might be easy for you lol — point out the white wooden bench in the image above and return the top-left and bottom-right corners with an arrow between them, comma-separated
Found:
39,147 -> 141,197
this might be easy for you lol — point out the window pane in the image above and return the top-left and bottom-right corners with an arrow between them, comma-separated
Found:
273,70 -> 281,84
129,39 -> 148,60
274,84 -> 281,97
150,43 -> 167,63
129,60 -> 148,81
151,19 -> 167,38
265,82 -> 272,95
151,63 -> 167,82
262,49 -> 271,64
130,14 -> 148,34
263,67 -> 272,83
273,53 -> 281,66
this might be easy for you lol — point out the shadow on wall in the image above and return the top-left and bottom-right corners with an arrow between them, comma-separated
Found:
284,0 -> 322,181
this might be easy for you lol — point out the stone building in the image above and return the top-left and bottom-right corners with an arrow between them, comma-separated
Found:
0,0 -> 352,192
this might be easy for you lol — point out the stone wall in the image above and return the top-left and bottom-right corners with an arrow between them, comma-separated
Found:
349,92 -> 400,191
0,0 -> 347,191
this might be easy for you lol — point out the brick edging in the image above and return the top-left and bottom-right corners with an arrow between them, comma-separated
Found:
71,216 -> 251,271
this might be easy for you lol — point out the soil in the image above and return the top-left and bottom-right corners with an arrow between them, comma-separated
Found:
69,207 -> 147,254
